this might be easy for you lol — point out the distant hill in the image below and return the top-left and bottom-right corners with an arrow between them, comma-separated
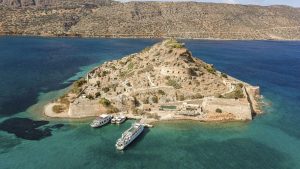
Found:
1,0 -> 300,40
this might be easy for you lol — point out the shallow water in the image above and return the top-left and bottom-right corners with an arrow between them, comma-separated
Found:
0,37 -> 299,169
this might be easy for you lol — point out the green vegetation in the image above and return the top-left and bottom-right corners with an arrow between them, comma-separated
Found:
165,39 -> 184,48
126,82 -> 131,87
102,70 -> 109,77
204,64 -> 216,74
152,96 -> 158,103
223,84 -> 245,99
96,81 -> 100,87
142,47 -> 151,52
102,87 -> 109,93
178,95 -> 185,101
119,70 -> 127,77
238,83 -> 244,88
221,73 -> 228,78
216,108 -> 222,113
111,65 -> 117,70
71,79 -> 86,94
128,62 -> 134,70
52,105 -> 65,113
59,94 -> 70,105
87,94 -> 94,100
95,92 -> 101,98
99,98 -> 111,107
143,97 -> 149,104
192,93 -> 204,99
158,90 -> 165,95
188,68 -> 197,76
107,106 -> 119,114
166,79 -> 182,89
137,65 -> 154,74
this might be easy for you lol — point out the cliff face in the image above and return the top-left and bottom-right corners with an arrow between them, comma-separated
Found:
1,1 -> 300,40
44,39 -> 261,121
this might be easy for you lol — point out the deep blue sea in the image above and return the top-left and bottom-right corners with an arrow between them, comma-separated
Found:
0,36 -> 300,169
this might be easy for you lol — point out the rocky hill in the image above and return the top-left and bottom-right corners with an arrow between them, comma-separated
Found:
0,0 -> 114,8
1,1 -> 300,40
44,39 -> 261,122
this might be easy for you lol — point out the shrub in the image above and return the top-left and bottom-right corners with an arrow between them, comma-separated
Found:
107,106 -> 119,114
99,98 -> 111,107
143,97 -> 149,104
74,79 -> 86,88
96,81 -> 100,87
221,73 -> 228,78
223,87 -> 244,99
128,62 -> 134,70
165,39 -> 184,48
142,47 -> 151,52
204,64 -> 216,74
234,89 -> 244,98
102,71 -> 109,77
188,68 -> 197,76
216,108 -> 222,113
178,95 -> 185,101
59,94 -> 70,105
95,92 -> 101,98
152,96 -> 158,103
102,87 -> 109,93
126,82 -> 131,87
158,90 -> 165,95
71,79 -> 86,94
52,105 -> 64,113
87,94 -> 94,100
166,79 -> 181,89
192,93 -> 204,99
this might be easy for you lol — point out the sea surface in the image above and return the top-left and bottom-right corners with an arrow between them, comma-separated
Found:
0,36 -> 300,169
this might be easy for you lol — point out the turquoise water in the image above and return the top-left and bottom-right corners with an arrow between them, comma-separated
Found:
0,37 -> 300,169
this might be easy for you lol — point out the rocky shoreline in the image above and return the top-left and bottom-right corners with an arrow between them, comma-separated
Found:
44,39 -> 263,123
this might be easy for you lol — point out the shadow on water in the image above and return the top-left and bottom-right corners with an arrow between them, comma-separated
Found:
0,117 -> 64,140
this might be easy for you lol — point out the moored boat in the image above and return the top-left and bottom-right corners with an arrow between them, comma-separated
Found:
90,114 -> 112,128
115,122 -> 144,150
111,114 -> 126,124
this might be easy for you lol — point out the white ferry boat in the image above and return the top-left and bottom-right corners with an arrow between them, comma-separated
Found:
90,114 -> 112,128
115,122 -> 144,150
111,114 -> 126,124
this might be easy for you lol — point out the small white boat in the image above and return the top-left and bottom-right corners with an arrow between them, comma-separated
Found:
116,114 -> 126,124
111,117 -> 117,124
90,114 -> 112,128
111,114 -> 126,124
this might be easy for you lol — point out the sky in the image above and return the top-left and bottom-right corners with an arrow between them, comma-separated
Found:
116,0 -> 300,7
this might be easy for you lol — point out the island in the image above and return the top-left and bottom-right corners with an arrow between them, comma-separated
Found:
44,39 -> 262,123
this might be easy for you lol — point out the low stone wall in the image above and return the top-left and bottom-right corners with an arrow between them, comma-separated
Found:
68,99 -> 101,118
245,86 -> 262,114
202,97 -> 252,120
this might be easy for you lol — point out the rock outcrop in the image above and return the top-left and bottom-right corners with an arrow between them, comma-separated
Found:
44,39 -> 262,122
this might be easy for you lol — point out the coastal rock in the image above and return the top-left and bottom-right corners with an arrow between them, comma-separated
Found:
44,39 -> 262,122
